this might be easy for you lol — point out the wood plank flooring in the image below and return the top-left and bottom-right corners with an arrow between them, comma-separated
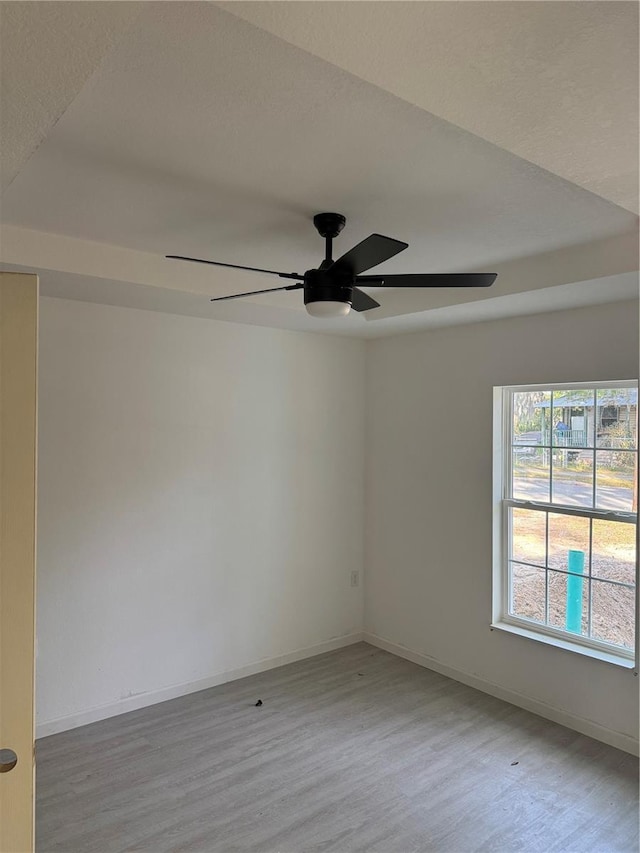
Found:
36,643 -> 639,852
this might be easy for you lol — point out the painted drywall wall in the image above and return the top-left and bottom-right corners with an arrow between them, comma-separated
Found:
36,297 -> 365,730
365,300 -> 639,746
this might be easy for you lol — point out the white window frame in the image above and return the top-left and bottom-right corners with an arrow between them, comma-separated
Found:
492,380 -> 639,670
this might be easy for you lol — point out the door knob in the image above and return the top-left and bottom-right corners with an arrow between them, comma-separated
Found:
0,748 -> 18,772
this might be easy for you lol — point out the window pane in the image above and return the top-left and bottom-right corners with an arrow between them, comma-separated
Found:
502,383 -> 638,656
592,520 -> 637,584
551,455 -> 593,508
595,450 -> 635,511
510,563 -> 545,623
512,390 -> 550,446
590,580 -> 635,650
547,569 -> 589,636
596,388 -> 638,449
547,513 -> 589,572
511,507 -> 546,566
512,448 -> 549,501
551,389 -> 594,448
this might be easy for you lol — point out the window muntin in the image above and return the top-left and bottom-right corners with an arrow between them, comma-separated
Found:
499,382 -> 638,661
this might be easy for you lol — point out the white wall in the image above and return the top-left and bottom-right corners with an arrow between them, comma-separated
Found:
365,300 -> 639,750
36,297 -> 365,732
37,295 -> 639,750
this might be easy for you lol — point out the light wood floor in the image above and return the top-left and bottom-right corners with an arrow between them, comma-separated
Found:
36,643 -> 639,853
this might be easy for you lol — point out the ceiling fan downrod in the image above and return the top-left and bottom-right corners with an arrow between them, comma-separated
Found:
313,212 -> 346,269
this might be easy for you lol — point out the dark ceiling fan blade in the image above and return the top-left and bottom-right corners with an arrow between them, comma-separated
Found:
356,273 -> 497,288
166,255 -> 304,280
333,234 -> 408,277
210,283 -> 303,303
350,287 -> 380,313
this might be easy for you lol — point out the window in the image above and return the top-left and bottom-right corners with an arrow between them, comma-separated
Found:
493,382 -> 638,665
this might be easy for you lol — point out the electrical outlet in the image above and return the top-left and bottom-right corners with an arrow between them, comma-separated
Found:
350,571 -> 359,588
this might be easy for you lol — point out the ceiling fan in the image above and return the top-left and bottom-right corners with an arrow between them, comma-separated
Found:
166,213 -> 497,318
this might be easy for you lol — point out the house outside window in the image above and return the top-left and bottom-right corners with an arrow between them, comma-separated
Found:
493,381 -> 638,666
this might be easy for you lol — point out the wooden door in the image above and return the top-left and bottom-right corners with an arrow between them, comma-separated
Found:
0,272 -> 38,853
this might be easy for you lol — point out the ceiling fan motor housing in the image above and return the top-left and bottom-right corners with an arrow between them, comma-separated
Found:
303,268 -> 353,308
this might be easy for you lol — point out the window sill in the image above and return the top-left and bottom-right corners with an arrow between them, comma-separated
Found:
491,619 -> 637,671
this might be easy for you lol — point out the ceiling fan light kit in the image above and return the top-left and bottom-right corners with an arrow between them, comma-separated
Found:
166,213 -> 497,319
305,300 -> 352,318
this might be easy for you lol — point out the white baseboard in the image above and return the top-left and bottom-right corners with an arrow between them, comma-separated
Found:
364,632 -> 639,757
36,632 -> 364,739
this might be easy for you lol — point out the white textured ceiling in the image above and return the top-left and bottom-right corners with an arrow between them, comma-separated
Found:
222,0 -> 639,213
0,1 -> 637,337
0,1 -> 144,192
